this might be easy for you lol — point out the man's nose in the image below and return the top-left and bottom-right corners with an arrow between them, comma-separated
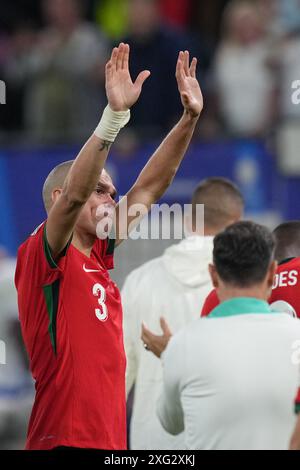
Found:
108,194 -> 116,206
103,193 -> 116,207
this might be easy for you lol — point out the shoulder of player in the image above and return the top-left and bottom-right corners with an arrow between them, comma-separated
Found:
278,257 -> 300,270
290,257 -> 300,268
28,221 -> 46,238
17,222 -> 43,250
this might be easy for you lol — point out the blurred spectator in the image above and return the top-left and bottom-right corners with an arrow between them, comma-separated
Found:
275,0 -> 300,120
0,253 -> 33,449
160,0 -> 192,29
4,0 -> 109,142
276,0 -> 300,36
277,36 -> 300,121
256,0 -> 279,38
93,0 -> 193,42
0,0 -> 40,33
190,0 -> 230,45
271,1 -> 300,174
94,0 -> 129,40
213,0 -> 276,137
118,0 -> 201,145
1,22 -> 37,135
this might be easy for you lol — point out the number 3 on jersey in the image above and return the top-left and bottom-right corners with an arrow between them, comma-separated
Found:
93,283 -> 108,322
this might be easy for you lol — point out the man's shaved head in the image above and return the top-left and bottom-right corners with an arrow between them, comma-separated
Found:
191,177 -> 244,232
42,160 -> 112,213
42,160 -> 74,212
273,221 -> 300,262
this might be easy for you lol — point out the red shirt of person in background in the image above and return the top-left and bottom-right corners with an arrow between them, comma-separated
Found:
160,0 -> 192,28
201,257 -> 300,318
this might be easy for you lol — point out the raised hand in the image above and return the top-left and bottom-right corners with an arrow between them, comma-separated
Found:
176,51 -> 203,119
105,43 -> 151,112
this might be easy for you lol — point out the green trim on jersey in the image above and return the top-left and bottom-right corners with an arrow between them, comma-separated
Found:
278,257 -> 296,266
106,237 -> 115,256
43,279 -> 60,355
41,224 -> 72,355
208,297 -> 273,319
43,224 -> 57,269
295,403 -> 300,414
43,223 -> 72,269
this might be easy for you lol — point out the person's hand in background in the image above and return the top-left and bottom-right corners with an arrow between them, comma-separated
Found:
141,317 -> 172,358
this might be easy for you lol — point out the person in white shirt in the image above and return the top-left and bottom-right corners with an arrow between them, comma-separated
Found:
122,178 -> 244,450
148,221 -> 300,450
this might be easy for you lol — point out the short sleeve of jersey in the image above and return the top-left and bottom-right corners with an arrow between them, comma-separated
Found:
201,289 -> 220,317
15,221 -> 70,288
93,237 -> 115,270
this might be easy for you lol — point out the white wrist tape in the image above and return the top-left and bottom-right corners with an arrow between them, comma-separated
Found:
94,105 -> 131,142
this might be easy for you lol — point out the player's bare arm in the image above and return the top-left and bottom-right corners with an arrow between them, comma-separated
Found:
115,50 -> 203,244
46,43 -> 150,260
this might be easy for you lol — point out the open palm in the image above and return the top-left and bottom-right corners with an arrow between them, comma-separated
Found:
105,43 -> 151,112
176,51 -> 203,118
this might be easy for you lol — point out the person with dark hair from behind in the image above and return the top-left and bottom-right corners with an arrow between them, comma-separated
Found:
143,221 -> 300,450
202,220 -> 300,318
123,177 -> 244,449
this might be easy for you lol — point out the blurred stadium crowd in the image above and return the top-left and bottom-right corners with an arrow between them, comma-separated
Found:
1,0 -> 300,147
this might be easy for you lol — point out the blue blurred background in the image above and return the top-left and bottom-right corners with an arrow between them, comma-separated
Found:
0,139 -> 295,255
1,0 -> 300,256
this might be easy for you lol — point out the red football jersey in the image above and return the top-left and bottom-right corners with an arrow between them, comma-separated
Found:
201,258 -> 300,318
15,222 -> 126,450
201,289 -> 219,317
296,388 -> 300,414
270,258 -> 300,316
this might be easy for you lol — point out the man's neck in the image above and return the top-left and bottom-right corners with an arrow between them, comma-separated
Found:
72,231 -> 96,258
218,286 -> 268,303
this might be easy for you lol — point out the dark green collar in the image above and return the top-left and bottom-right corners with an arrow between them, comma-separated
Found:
208,297 -> 273,319
278,257 -> 295,266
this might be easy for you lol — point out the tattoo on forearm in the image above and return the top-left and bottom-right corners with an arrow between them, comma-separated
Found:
99,140 -> 112,152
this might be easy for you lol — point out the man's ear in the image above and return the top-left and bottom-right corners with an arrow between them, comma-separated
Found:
51,188 -> 63,205
209,264 -> 219,289
267,260 -> 278,289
